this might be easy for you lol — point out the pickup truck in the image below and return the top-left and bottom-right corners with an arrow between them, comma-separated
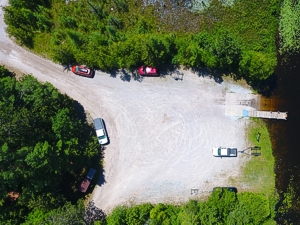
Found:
212,147 -> 237,157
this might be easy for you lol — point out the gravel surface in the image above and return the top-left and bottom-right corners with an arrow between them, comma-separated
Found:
0,0 -> 251,213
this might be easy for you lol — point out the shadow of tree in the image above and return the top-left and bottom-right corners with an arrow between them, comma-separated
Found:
158,64 -> 180,76
247,74 -> 278,98
130,68 -> 143,82
189,66 -> 224,84
73,100 -> 87,123
120,69 -> 131,82
109,70 -> 117,78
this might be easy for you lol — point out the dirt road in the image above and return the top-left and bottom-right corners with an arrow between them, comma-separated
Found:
0,1 -> 251,213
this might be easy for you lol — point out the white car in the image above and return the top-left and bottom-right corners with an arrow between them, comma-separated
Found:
93,118 -> 108,144
212,147 -> 237,157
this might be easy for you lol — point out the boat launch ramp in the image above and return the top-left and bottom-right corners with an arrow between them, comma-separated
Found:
225,93 -> 288,120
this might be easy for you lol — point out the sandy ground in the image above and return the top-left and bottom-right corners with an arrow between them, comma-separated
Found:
0,1 -> 252,213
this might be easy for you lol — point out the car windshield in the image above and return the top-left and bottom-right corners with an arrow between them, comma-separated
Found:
98,135 -> 106,140
79,68 -> 88,73
218,148 -> 221,155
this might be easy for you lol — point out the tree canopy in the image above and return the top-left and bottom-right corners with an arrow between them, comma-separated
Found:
279,0 -> 300,54
0,66 -> 100,224
4,0 -> 281,81
105,188 -> 276,225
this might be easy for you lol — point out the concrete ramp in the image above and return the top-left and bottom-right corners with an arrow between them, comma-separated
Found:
225,93 -> 288,120
225,93 -> 260,117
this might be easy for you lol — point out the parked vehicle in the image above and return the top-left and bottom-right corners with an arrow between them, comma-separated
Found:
213,187 -> 238,193
93,118 -> 108,144
138,66 -> 158,76
80,168 -> 96,193
212,147 -> 237,157
71,65 -> 95,78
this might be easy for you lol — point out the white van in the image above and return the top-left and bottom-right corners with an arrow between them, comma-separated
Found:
93,118 -> 108,144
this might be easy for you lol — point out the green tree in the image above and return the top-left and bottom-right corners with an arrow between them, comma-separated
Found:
239,51 -> 276,80
199,188 -> 237,224
279,0 -> 300,53
226,192 -> 271,225
149,203 -> 179,225
0,68 -> 99,224
106,206 -> 127,225
177,200 -> 200,225
23,200 -> 85,225
125,203 -> 153,225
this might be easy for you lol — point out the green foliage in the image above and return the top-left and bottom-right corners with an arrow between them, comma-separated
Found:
239,51 -> 277,80
276,176 -> 300,225
150,203 -> 179,225
4,0 -> 279,81
126,203 -> 153,225
106,206 -> 127,225
0,66 -> 99,224
174,29 -> 242,71
105,189 -> 276,225
34,6 -> 53,32
22,200 -> 86,225
0,65 -> 14,78
279,0 -> 300,53
227,192 -> 270,224
199,189 -> 237,224
177,200 -> 200,224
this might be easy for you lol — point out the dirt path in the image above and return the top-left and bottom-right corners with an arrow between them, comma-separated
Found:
0,1 -> 251,213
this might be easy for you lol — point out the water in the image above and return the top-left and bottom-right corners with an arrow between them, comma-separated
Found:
261,53 -> 300,192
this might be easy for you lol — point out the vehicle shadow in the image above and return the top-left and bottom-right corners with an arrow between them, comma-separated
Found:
90,70 -> 96,79
97,166 -> 106,187
101,119 -> 110,145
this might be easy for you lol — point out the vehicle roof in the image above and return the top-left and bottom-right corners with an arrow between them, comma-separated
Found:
80,178 -> 91,192
87,168 -> 96,180
96,129 -> 105,136
93,118 -> 104,129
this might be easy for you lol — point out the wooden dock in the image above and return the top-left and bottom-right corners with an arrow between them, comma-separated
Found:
243,110 -> 288,120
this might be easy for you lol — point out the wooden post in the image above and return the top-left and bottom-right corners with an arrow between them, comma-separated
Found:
256,132 -> 261,142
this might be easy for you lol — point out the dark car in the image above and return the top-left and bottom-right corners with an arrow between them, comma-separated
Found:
213,187 -> 238,193
71,65 -> 95,78
138,66 -> 158,76
80,168 -> 96,193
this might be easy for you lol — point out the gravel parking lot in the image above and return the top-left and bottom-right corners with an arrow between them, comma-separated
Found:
0,0 -> 251,213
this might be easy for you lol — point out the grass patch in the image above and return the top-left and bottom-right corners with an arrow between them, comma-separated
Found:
32,32 -> 52,58
241,118 -> 275,194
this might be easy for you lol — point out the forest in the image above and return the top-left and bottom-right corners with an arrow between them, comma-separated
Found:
2,0 -> 300,224
0,66 -> 102,224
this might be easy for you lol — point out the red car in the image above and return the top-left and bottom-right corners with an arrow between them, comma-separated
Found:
80,178 -> 91,193
71,65 -> 95,78
138,66 -> 158,76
